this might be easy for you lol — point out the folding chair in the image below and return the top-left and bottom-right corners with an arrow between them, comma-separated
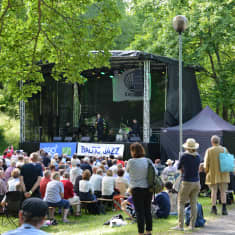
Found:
1,191 -> 24,227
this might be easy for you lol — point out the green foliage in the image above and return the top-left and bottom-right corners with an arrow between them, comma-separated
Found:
129,0 -> 235,121
0,84 -> 19,118
0,0 -> 121,101
0,112 -> 20,153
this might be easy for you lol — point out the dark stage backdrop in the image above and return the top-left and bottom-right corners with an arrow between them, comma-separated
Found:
79,70 -> 165,131
23,51 -> 202,143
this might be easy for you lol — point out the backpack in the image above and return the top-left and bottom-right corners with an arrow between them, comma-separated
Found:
147,158 -> 164,194
185,202 -> 206,227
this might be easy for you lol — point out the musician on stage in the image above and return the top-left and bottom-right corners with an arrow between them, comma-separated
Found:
96,113 -> 104,141
129,119 -> 140,137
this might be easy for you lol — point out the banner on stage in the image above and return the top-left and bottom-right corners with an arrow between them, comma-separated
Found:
112,68 -> 147,102
77,143 -> 125,157
40,142 -> 77,157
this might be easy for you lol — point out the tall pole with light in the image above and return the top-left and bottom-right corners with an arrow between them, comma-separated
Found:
173,15 -> 188,158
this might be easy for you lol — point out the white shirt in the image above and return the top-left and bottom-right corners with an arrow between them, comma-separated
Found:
90,174 -> 103,192
5,158 -> 11,167
109,164 -> 118,173
161,165 -> 177,180
102,176 -> 115,196
8,178 -> 20,191
79,180 -> 94,194
70,167 -> 83,185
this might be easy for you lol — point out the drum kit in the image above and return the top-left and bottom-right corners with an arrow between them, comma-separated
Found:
116,125 -> 131,142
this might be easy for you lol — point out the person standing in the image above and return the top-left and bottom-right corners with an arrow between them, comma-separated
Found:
126,143 -> 153,235
20,152 -> 43,198
173,138 -> 201,231
96,113 -> 104,141
204,135 -> 230,215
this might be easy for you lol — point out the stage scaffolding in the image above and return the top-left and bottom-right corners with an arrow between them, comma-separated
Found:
143,60 -> 151,143
19,51 -> 202,145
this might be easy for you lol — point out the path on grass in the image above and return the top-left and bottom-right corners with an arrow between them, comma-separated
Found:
190,207 -> 235,235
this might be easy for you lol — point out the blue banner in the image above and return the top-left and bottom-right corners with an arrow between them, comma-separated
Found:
40,142 -> 77,158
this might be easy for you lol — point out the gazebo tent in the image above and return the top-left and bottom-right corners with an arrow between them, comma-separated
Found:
160,106 -> 235,161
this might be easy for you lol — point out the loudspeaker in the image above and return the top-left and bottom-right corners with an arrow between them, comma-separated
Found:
129,136 -> 141,142
64,136 -> 73,142
81,136 -> 91,142
53,136 -> 62,142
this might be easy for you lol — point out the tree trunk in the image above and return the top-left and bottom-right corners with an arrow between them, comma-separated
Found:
222,104 -> 228,121
216,102 -> 220,115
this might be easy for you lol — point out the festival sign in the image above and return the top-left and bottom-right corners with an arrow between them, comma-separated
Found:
77,143 -> 125,157
112,68 -> 146,102
39,142 -> 77,157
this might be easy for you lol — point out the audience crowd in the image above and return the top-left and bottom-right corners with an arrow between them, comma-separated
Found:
0,135 -> 232,234
0,147 -> 179,222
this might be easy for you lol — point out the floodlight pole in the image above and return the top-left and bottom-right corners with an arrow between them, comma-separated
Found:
179,32 -> 183,157
172,15 -> 188,159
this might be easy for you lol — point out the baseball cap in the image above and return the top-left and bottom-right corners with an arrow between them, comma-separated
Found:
22,198 -> 48,217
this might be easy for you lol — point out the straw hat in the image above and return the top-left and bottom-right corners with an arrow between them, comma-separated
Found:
166,159 -> 174,165
182,138 -> 199,150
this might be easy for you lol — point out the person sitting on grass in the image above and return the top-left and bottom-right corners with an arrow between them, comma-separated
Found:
152,184 -> 170,219
3,197 -> 49,235
121,190 -> 136,221
44,171 -> 70,223
165,181 -> 178,215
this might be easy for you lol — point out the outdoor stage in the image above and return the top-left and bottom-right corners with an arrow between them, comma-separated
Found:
19,51 -> 202,160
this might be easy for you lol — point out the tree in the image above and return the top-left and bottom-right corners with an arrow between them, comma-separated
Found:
0,0 -> 121,100
129,0 -> 235,121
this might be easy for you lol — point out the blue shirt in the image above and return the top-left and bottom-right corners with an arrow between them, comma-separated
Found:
3,223 -> 50,235
178,152 -> 200,182
153,191 -> 170,218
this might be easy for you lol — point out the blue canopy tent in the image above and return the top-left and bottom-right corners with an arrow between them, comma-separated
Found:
160,106 -> 235,161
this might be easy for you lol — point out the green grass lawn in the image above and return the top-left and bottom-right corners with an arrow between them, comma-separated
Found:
1,196 -> 234,235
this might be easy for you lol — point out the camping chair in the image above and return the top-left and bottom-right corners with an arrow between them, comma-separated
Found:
1,191 -> 24,227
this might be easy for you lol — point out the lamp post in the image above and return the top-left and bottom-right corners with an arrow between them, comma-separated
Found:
173,15 -> 188,158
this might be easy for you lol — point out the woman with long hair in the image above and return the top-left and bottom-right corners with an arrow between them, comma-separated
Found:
126,143 -> 153,235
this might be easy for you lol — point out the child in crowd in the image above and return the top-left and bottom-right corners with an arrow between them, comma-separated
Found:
152,184 -> 170,219
121,189 -> 136,220
165,181 -> 178,215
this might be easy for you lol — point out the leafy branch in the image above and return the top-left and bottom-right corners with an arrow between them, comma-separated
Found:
0,0 -> 11,37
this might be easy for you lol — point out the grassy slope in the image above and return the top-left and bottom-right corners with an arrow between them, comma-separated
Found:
1,197 -> 233,235
0,112 -> 20,153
